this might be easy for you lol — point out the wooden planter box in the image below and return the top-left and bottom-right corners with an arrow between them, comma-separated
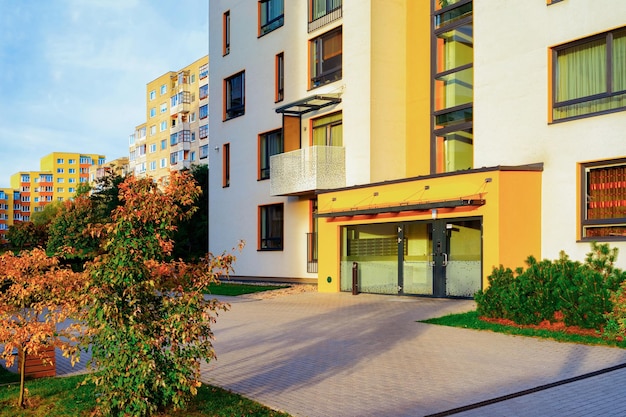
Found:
19,346 -> 56,379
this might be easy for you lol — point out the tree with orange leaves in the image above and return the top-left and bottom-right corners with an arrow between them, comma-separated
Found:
82,171 -> 239,416
0,248 -> 84,408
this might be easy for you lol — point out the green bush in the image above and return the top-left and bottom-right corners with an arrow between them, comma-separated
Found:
475,243 -> 626,330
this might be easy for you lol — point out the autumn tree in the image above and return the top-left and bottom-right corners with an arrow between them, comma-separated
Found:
0,249 -> 84,408
6,222 -> 48,251
83,171 -> 238,416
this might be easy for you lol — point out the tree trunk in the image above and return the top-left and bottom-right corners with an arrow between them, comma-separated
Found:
18,346 -> 26,408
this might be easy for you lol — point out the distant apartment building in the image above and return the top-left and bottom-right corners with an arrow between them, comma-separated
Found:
0,188 -> 14,243
129,56 -> 209,181
89,157 -> 130,184
208,0 -> 626,297
8,152 -> 105,224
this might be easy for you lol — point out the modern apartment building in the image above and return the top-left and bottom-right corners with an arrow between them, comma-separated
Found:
208,0 -> 626,297
89,157 -> 130,185
129,56 -> 209,182
0,188 -> 14,243
9,152 -> 105,223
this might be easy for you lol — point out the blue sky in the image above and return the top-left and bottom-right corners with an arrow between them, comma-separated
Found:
0,0 -> 208,188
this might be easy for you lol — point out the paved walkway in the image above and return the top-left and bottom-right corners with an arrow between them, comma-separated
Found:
52,291 -> 626,416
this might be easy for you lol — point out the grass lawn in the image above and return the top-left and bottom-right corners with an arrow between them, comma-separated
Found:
421,310 -> 626,348
0,373 -> 291,417
205,282 -> 286,296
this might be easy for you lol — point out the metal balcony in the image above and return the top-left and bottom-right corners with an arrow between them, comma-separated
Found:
270,146 -> 345,196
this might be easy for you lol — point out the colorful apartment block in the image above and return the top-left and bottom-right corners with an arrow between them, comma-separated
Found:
208,0 -> 626,297
129,56 -> 209,182
0,188 -> 14,243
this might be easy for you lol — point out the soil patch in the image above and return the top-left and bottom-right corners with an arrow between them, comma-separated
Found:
480,313 -> 602,338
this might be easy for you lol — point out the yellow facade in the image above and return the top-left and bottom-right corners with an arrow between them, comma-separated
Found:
0,188 -> 14,243
317,167 -> 543,294
131,56 -> 209,182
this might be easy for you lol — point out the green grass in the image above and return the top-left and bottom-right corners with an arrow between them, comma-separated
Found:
205,282 -> 286,296
0,373 -> 291,417
421,310 -> 626,348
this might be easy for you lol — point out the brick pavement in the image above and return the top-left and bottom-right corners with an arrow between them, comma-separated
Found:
200,292 -> 626,417
32,290 -> 626,416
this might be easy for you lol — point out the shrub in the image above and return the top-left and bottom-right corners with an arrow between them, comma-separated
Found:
475,243 -> 626,330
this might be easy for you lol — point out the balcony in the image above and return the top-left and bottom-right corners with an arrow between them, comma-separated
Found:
270,146 -> 345,196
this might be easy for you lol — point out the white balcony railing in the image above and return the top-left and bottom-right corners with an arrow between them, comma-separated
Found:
270,146 -> 345,196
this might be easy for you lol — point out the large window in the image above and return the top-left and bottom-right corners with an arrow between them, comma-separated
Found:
259,204 -> 283,250
552,27 -> 626,122
310,27 -> 342,89
312,112 -> 342,146
259,129 -> 284,180
308,0 -> 342,32
581,158 -> 626,240
259,0 -> 284,36
432,0 -> 473,174
199,84 -> 208,100
200,104 -> 208,119
224,71 -> 245,120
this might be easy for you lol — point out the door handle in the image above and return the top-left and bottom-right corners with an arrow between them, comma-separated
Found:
442,253 -> 448,267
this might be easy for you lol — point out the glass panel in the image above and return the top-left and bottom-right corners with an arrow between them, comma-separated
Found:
435,2 -> 472,29
446,220 -> 482,297
435,128 -> 473,173
402,223 -> 433,295
585,165 -> 626,221
435,107 -> 472,129
434,67 -> 473,111
313,112 -> 343,146
340,224 -> 399,294
556,38 -> 606,102
553,94 -> 624,120
613,30 -> 626,92
583,225 -> 626,238
436,25 -> 473,73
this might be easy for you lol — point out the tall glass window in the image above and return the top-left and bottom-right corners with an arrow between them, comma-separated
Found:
432,0 -> 473,174
259,129 -> 284,180
312,112 -> 342,146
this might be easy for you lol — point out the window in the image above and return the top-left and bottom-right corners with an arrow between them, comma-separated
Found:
552,27 -> 626,122
259,0 -> 284,36
150,125 -> 156,136
200,145 -> 209,159
259,204 -> 283,250
160,158 -> 167,168
68,187 -> 75,194
150,161 -> 157,171
57,168 -> 64,173
150,107 -> 156,118
200,105 -> 208,119
310,27 -> 342,88
57,178 -> 64,183
223,11 -> 230,55
432,0 -> 473,174
150,90 -> 156,100
191,74 -> 196,84
21,174 -> 29,182
259,130 -> 284,180
312,112 -> 342,146
199,124 -> 208,139
223,143 -> 230,187
276,52 -> 284,102
308,0 -> 342,32
68,159 -> 75,164
160,103 -> 167,113
199,84 -> 208,100
149,143 -> 157,153
57,158 -> 64,164
68,168 -> 76,174
224,71 -> 245,120
190,151 -> 196,162
580,158 -> 626,240
160,121 -> 167,131
161,139 -> 167,150
191,112 -> 197,122
69,178 -> 76,183
160,84 -> 167,95
199,64 -> 208,79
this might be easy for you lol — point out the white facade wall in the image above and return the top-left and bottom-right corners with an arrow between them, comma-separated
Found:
474,0 -> 626,266
208,1 -> 378,278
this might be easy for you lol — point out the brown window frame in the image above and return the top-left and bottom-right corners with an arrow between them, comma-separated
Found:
258,203 -> 284,251
275,52 -> 284,102
223,71 -> 245,121
223,11 -> 230,56
309,26 -> 342,89
258,129 -> 284,180
222,143 -> 230,188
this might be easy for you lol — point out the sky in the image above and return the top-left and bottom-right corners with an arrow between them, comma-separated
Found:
0,0 -> 208,188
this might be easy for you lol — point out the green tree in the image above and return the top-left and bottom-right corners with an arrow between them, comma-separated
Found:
6,222 -> 48,251
83,171 -> 238,416
172,164 -> 208,261
31,201 -> 63,227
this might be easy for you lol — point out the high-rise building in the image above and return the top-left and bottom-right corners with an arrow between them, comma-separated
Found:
208,0 -> 626,296
129,56 -> 209,181
0,188 -> 15,243
9,152 -> 105,223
